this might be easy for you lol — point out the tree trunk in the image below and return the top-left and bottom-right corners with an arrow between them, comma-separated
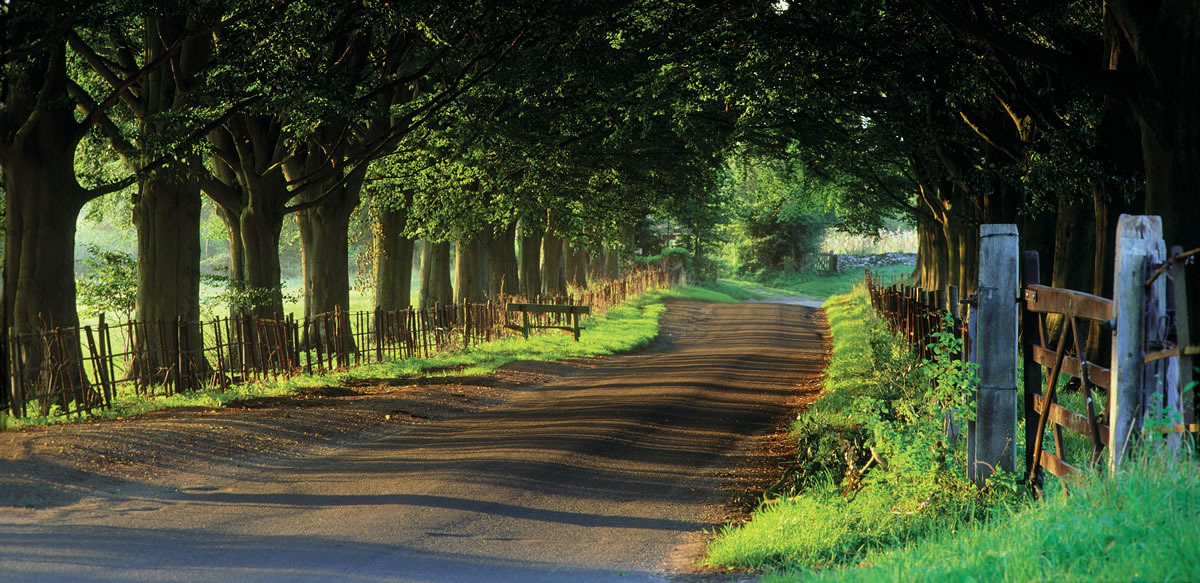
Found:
133,176 -> 205,380
604,246 -> 620,279
518,223 -> 543,297
1049,192 -> 1093,294
295,186 -> 359,320
454,234 -> 488,304
489,223 -> 519,299
1109,2 -> 1200,338
374,208 -> 415,310
942,214 -> 962,294
541,229 -> 566,296
0,34 -> 98,410
127,14 -> 211,385
563,241 -> 588,289
419,241 -> 453,309
238,205 -> 286,318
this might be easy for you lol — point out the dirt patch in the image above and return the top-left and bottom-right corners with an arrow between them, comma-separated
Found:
0,365 -> 561,510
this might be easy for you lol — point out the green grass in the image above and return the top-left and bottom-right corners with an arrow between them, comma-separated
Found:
762,452 -> 1200,582
724,264 -> 912,302
3,284 -> 736,430
707,281 -> 1200,583
703,282 -> 1002,575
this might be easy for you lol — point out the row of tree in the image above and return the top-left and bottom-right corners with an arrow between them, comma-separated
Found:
3,1 -> 1197,373
2,1 -> 746,376
730,1 -> 1198,309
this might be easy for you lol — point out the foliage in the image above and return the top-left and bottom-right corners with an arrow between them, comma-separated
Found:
636,247 -> 724,283
200,270 -> 300,317
720,151 -> 833,274
724,264 -> 913,302
76,245 -> 137,321
851,312 -> 979,505
706,283 -> 1018,574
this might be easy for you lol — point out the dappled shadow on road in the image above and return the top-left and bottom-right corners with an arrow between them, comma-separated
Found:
0,524 -> 663,583
176,491 -> 705,531
2,299 -> 830,581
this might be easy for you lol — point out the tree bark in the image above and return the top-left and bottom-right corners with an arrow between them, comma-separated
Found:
419,241 -> 453,309
541,229 -> 567,296
238,204 -> 287,318
454,234 -> 488,304
563,242 -> 588,289
518,222 -> 543,297
133,177 -> 205,379
126,14 -> 210,382
288,171 -> 361,323
1,33 -> 95,408
489,223 -> 519,299
604,246 -> 620,279
374,208 -> 415,310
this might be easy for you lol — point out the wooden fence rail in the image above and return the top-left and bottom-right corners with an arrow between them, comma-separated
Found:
864,216 -> 1198,495
3,267 -> 682,419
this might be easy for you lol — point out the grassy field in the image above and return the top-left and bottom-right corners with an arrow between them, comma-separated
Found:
776,451 -> 1200,582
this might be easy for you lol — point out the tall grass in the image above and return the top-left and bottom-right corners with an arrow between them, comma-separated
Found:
822,228 -> 917,256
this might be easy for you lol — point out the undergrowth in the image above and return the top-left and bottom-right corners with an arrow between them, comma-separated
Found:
3,285 -> 733,430
705,281 -> 1020,574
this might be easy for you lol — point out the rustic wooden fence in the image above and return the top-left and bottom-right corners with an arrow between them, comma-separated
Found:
865,270 -> 969,363
3,267 -> 682,419
864,216 -> 1198,494
809,252 -> 839,275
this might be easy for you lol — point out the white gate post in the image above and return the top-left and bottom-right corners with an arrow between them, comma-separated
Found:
968,224 -> 1019,484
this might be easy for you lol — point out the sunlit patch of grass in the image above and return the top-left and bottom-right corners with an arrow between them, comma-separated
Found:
759,451 -> 1200,582
726,265 -> 912,301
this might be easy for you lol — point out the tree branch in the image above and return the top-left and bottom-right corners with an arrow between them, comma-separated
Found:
67,30 -> 146,118
923,0 -> 1135,102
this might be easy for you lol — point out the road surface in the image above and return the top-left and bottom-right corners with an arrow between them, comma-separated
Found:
0,299 -> 828,582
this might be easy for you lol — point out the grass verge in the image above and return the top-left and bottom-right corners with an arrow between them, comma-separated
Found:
703,281 -> 1010,575
2,285 -> 734,430
768,451 -> 1200,582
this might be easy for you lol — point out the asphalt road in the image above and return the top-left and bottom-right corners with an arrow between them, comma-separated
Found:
0,299 -> 828,582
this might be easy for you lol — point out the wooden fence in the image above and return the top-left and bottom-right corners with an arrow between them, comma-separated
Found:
809,252 -> 839,274
3,267 -> 682,419
864,216 -> 1198,494
865,270 -> 969,363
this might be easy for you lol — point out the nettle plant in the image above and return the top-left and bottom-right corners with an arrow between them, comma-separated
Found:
852,311 -> 979,505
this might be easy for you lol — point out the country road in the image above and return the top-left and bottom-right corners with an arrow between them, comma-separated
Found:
0,299 -> 828,582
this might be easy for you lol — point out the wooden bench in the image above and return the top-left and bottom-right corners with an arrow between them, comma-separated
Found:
505,303 -> 591,341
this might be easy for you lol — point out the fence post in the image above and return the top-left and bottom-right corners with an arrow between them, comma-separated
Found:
968,224 -> 1019,484
1172,245 -> 1195,447
1020,251 -> 1043,487
1109,215 -> 1161,468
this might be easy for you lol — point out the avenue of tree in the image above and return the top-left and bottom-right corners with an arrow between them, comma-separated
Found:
2,1 -> 1197,373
